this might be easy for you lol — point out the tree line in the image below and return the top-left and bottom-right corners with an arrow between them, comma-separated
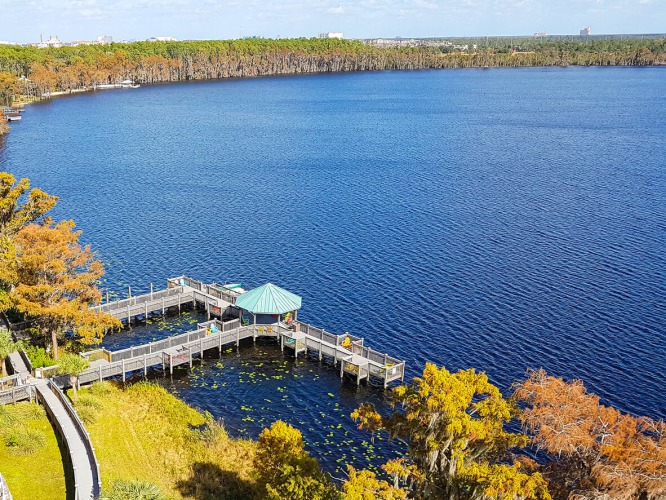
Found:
0,37 -> 663,101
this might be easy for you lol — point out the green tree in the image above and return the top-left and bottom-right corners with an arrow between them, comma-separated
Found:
58,353 -> 89,403
352,363 -> 551,500
0,328 -> 21,376
254,420 -> 339,500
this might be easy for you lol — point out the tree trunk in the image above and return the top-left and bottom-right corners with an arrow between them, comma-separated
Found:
70,375 -> 78,403
51,329 -> 59,361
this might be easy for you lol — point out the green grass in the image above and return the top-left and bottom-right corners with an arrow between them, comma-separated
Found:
0,402 -> 67,499
76,381 -> 259,499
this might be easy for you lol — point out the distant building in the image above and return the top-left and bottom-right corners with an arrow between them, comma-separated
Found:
319,32 -> 343,39
580,26 -> 592,36
35,35 -> 62,48
147,36 -> 178,42
96,35 -> 113,45
534,32 -> 548,37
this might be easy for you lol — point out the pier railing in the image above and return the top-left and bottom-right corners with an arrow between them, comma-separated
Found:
0,385 -> 33,405
92,286 -> 188,315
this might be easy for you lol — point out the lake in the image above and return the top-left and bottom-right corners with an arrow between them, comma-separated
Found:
1,66 -> 664,473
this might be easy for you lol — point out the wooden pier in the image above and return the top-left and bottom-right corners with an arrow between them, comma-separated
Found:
0,471 -> 11,500
87,276 -> 405,386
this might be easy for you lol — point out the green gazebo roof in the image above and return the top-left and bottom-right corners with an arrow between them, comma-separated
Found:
235,283 -> 302,315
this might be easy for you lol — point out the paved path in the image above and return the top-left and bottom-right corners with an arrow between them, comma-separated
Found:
35,380 -> 99,499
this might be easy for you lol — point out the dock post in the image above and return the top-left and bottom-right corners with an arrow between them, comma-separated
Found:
127,305 -> 131,326
357,368 -> 360,386
340,361 -> 344,379
170,356 -> 173,376
162,297 -> 165,316
143,354 -> 147,378
145,303 -> 148,321
200,338 -> 203,359
99,366 -> 102,382
189,349 -> 193,369
280,334 -> 284,352
122,360 -> 126,383
177,294 -> 181,315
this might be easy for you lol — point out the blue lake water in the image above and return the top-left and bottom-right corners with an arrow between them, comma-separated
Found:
1,67 -> 665,474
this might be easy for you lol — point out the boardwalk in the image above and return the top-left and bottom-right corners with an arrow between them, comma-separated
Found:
85,276 -> 405,386
92,276 -> 240,323
34,380 -> 101,500
0,472 -> 11,500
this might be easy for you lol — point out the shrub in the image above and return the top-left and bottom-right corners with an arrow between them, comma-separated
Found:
100,479 -> 167,500
23,345 -> 55,369
4,427 -> 47,454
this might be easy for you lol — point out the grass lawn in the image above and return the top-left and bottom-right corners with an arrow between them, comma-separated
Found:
0,401 -> 67,500
75,381 -> 258,499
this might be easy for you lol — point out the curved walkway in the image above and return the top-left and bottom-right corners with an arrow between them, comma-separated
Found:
0,472 -> 11,500
34,380 -> 100,500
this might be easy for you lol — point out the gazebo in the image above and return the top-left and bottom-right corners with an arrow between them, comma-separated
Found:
235,283 -> 302,340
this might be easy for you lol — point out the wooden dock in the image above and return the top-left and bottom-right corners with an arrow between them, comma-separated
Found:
91,276 -> 240,323
79,316 -> 405,387
87,276 -> 405,386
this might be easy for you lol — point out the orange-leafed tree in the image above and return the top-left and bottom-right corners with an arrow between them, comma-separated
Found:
513,369 -> 666,500
29,62 -> 58,97
0,172 -> 58,309
0,72 -> 20,107
11,220 -> 120,359
352,363 -> 551,499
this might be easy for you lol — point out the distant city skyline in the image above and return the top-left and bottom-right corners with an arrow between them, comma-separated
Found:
0,0 -> 663,43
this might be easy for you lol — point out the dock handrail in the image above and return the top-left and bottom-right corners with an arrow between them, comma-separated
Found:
92,286 -> 185,314
46,380 -> 102,499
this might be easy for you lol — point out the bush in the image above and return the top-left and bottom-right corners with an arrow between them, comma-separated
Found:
100,479 -> 167,500
23,345 -> 55,369
87,380 -> 113,395
75,405 -> 98,425
3,427 -> 47,454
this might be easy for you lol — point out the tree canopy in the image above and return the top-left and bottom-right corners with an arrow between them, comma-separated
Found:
514,369 -> 666,500
254,420 -> 339,500
11,220 -> 120,359
352,363 -> 551,500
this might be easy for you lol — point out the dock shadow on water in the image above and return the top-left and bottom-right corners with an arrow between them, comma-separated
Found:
104,315 -> 406,476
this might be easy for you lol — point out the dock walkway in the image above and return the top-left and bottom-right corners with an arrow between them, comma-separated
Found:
0,472 -> 11,500
34,380 -> 101,500
92,277 -> 239,322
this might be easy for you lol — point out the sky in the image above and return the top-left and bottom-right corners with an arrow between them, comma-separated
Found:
0,0 -> 663,43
